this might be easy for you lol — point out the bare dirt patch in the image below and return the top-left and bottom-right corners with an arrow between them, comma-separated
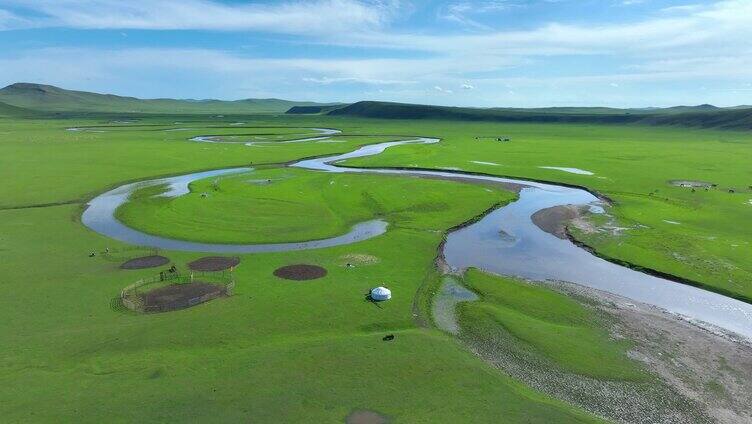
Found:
273,264 -> 327,280
119,255 -> 170,269
669,180 -> 716,189
188,256 -> 240,271
139,281 -> 226,313
531,205 -> 587,239
338,253 -> 380,267
345,409 -> 390,424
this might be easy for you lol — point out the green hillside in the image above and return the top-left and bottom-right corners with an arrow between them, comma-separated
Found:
286,104 -> 347,114
0,83 -> 337,114
328,101 -> 752,130
0,100 -> 35,117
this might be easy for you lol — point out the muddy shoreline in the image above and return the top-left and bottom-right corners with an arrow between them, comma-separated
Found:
530,204 -> 586,239
554,281 -> 752,423
442,274 -> 752,424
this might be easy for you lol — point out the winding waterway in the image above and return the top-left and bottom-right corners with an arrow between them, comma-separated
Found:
81,131 -> 752,338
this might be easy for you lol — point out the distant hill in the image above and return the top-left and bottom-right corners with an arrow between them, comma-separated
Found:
513,104 -> 725,115
328,101 -> 752,130
286,104 -> 347,114
0,83 -> 338,114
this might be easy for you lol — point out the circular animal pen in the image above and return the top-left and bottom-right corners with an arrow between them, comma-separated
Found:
120,270 -> 235,313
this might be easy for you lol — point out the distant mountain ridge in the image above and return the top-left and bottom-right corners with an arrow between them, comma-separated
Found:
286,104 -> 348,114
3,83 -> 750,130
0,83 -> 340,114
326,101 -> 752,130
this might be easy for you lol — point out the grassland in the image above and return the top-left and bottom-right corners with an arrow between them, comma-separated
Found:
341,118 -> 752,301
116,169 -> 512,244
457,269 -> 644,381
0,116 -> 603,422
452,270 -> 713,423
1,110 -> 750,422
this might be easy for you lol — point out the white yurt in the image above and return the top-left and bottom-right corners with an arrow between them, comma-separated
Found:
370,286 -> 392,301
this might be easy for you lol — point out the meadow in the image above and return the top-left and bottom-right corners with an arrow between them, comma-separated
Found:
341,118 -> 752,302
1,116 -> 601,422
1,112 -> 750,422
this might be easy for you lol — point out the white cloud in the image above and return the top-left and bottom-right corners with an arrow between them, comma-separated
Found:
0,7 -> 28,29
439,1 -> 519,30
0,0 -> 397,35
345,0 -> 752,58
1,0 -> 751,107
302,76 -> 413,85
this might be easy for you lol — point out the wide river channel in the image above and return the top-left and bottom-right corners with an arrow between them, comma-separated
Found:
81,132 -> 752,339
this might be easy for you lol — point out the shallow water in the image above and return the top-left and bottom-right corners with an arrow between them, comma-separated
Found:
82,132 -> 752,338
471,160 -> 501,166
191,127 -> 342,146
539,166 -> 594,175
432,277 -> 479,335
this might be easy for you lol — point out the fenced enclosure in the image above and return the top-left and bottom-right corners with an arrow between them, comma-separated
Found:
121,270 -> 235,313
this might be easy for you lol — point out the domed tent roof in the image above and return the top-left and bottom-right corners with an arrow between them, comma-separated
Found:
370,286 -> 392,301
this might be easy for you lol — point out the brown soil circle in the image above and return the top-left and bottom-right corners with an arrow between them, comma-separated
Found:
120,255 -> 170,269
188,256 -> 240,271
273,264 -> 327,281
345,410 -> 390,424
139,282 -> 226,313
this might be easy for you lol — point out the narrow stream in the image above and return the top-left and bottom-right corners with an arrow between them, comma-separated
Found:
190,128 -> 341,146
81,132 -> 752,338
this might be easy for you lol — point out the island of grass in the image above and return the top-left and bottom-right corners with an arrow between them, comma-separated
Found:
115,168 -> 513,245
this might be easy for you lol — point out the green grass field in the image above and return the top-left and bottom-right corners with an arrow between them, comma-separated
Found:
457,269 -> 645,381
1,111 -> 750,422
116,169 -> 511,244
342,118 -> 752,301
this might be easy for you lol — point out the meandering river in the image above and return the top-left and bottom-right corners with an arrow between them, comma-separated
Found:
81,132 -> 752,338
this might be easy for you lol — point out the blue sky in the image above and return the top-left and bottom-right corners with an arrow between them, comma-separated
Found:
0,0 -> 750,107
